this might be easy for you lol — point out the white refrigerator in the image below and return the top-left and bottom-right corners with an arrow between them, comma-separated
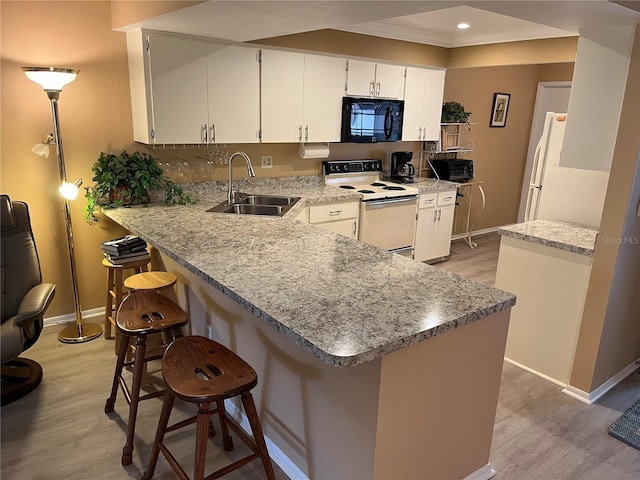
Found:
524,112 -> 567,222
523,111 -> 609,227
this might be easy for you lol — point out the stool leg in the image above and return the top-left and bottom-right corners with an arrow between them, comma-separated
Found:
104,268 -> 115,339
142,390 -> 175,480
216,400 -> 234,451
122,334 -> 147,466
105,332 -> 130,414
114,269 -> 124,356
194,402 -> 212,480
241,392 -> 276,480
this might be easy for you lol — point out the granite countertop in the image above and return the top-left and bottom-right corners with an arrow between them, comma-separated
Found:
498,220 -> 598,257
412,177 -> 459,193
104,176 -> 515,367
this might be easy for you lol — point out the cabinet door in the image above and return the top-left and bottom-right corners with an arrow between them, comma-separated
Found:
414,204 -> 438,262
303,55 -> 346,143
147,33 -> 209,144
433,204 -> 455,258
374,63 -> 406,99
346,59 -> 376,97
261,49 -> 304,142
316,218 -> 359,239
208,45 -> 260,144
422,69 -> 446,141
402,67 -> 427,141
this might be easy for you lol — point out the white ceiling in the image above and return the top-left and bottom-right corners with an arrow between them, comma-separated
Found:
119,1 -> 640,48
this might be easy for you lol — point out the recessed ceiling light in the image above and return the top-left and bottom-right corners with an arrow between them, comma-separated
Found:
457,23 -> 470,30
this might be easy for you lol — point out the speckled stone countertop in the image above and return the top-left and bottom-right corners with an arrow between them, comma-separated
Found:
498,220 -> 598,257
412,177 -> 459,193
105,176 -> 515,367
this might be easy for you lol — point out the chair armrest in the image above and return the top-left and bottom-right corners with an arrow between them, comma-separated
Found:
16,283 -> 56,335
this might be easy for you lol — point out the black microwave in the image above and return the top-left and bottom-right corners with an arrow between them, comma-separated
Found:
431,159 -> 474,183
341,97 -> 404,143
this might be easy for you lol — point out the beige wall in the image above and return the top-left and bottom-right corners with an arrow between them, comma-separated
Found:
443,63 -> 574,230
570,25 -> 640,392
1,1 -> 137,317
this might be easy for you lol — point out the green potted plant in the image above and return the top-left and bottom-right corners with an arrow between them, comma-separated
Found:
441,101 -> 472,124
84,150 -> 194,223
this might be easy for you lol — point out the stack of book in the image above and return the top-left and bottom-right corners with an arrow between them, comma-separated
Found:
101,235 -> 150,265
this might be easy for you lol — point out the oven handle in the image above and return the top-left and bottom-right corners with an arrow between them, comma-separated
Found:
389,246 -> 413,255
363,196 -> 417,208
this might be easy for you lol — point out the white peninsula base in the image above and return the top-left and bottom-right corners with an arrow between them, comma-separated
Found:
158,253 -> 510,480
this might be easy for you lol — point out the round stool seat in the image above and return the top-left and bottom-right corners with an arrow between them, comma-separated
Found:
163,336 -> 258,403
123,271 -> 177,292
101,257 -> 150,270
117,291 -> 188,335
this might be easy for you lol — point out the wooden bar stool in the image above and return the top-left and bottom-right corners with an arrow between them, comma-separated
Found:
123,271 -> 177,292
142,335 -> 276,480
102,257 -> 150,352
104,291 -> 188,466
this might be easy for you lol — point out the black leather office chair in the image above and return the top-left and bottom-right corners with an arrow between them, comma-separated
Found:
1,194 -> 56,405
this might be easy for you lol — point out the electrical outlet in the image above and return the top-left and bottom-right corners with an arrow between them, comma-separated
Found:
261,155 -> 273,169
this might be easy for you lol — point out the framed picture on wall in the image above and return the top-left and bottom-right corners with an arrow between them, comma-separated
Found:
490,93 -> 510,127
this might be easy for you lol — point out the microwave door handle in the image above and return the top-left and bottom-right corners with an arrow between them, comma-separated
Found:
384,107 -> 392,140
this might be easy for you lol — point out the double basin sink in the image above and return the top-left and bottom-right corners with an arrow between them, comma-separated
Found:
207,194 -> 300,217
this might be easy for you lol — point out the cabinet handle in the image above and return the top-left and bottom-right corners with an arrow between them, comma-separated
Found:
329,210 -> 342,216
352,220 -> 357,235
298,125 -> 302,141
418,127 -> 423,139
305,125 -> 309,142
376,81 -> 381,96
202,124 -> 208,143
433,210 -> 437,221
210,125 -> 216,143
437,209 -> 442,221
369,81 -> 375,96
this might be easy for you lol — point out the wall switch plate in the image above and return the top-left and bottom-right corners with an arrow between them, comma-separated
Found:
261,155 -> 273,169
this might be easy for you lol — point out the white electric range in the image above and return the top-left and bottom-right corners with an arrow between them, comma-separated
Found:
323,160 -> 418,256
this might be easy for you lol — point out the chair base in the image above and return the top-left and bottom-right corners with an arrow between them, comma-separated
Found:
1,358 -> 43,406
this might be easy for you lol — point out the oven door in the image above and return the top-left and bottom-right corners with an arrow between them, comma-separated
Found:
359,196 -> 417,254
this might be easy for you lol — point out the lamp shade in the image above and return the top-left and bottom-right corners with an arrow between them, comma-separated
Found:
22,67 -> 78,91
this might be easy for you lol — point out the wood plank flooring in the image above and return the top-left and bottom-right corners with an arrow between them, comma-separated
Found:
436,233 -> 640,479
2,233 -> 639,479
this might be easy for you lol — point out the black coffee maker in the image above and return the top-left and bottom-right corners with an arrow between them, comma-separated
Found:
390,151 -> 415,183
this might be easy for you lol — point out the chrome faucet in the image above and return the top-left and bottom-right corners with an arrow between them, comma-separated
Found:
227,151 -> 256,204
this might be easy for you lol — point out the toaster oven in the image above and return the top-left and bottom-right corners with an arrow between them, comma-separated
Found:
431,159 -> 474,183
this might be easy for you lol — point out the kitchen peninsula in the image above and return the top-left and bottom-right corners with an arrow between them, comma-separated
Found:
103,178 -> 515,480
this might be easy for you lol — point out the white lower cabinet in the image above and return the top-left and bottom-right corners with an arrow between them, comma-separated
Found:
308,201 -> 360,240
414,190 -> 456,262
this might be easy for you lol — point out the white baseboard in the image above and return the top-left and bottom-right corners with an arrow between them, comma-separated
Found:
503,357 -> 567,388
224,399 -> 307,480
562,358 -> 640,405
464,463 -> 497,480
44,307 -> 105,328
505,356 -> 640,406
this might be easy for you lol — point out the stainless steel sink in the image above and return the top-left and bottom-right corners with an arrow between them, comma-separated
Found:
236,194 -> 299,206
207,194 -> 300,217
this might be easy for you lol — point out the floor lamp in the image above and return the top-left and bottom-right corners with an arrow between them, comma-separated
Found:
23,66 -> 102,343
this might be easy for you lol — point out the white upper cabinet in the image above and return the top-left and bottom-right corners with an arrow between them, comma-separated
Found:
402,67 -> 446,142
261,49 -> 346,143
127,30 -> 259,145
346,60 -> 405,99
303,54 -> 347,143
207,44 -> 260,144
128,30 -> 209,144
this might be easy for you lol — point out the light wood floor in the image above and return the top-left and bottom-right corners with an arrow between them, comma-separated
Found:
2,234 -> 639,479
437,233 -> 640,479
